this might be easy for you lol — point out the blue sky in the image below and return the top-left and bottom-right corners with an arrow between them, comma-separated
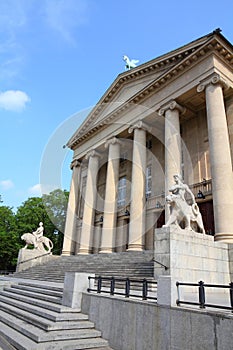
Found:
0,0 -> 233,211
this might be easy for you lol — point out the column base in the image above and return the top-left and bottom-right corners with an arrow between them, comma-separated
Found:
127,245 -> 144,251
99,248 -> 114,254
78,248 -> 91,255
214,232 -> 233,243
61,251 -> 72,256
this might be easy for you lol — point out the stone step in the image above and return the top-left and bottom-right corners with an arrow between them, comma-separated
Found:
0,295 -> 89,323
18,281 -> 63,292
0,321 -> 111,350
10,284 -> 63,298
0,290 -> 76,313
0,298 -> 91,331
3,286 -> 62,304
0,309 -> 101,342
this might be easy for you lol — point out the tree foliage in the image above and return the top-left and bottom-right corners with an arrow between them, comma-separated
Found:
16,189 -> 69,255
0,189 -> 69,270
0,205 -> 20,270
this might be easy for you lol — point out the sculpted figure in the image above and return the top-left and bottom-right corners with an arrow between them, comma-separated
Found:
123,55 -> 139,70
163,175 -> 205,233
21,222 -> 53,253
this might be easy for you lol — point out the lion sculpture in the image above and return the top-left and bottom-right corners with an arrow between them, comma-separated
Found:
21,233 -> 53,253
163,194 -> 205,233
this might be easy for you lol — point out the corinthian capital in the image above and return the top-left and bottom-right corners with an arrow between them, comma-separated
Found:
158,100 -> 186,116
128,120 -> 152,134
197,73 -> 230,93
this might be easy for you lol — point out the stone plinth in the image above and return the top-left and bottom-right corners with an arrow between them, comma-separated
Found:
16,248 -> 55,272
154,227 -> 230,284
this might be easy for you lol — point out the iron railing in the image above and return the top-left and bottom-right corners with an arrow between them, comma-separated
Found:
87,276 -> 157,301
176,281 -> 233,312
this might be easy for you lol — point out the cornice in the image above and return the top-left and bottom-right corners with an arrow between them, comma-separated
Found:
69,35 -> 233,149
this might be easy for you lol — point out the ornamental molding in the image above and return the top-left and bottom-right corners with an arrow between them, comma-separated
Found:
128,120 -> 152,134
158,100 -> 186,116
85,149 -> 102,160
69,34 -> 233,149
105,137 -> 122,149
70,159 -> 81,170
197,73 -> 231,92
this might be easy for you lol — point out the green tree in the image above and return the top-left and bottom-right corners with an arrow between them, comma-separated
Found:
16,190 -> 69,255
0,205 -> 19,271
42,189 -> 69,254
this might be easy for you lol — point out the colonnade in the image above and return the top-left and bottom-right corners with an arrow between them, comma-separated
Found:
62,72 -> 233,255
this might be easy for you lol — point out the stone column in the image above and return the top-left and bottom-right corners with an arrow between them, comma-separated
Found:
79,150 -> 101,254
93,223 -> 102,254
62,159 -> 81,256
128,121 -> 151,251
159,101 -> 184,220
197,73 -> 233,243
100,137 -> 121,253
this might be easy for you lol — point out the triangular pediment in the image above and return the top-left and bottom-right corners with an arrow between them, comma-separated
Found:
68,29 -> 233,148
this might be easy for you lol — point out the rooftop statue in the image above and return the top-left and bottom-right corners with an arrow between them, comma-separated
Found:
123,55 -> 139,70
21,222 -> 53,253
163,174 -> 205,233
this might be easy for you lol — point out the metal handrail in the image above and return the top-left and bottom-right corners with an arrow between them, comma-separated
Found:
17,251 -> 52,265
176,280 -> 233,312
87,276 -> 157,301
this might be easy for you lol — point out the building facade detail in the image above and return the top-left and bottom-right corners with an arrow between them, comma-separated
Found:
79,150 -> 101,254
127,123 -> 148,250
100,137 -> 122,253
159,101 -> 185,219
62,31 -> 233,256
197,73 -> 233,242
62,159 -> 81,256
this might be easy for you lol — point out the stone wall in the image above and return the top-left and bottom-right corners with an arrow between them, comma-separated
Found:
16,249 -> 58,272
154,228 -> 230,285
81,293 -> 233,350
228,244 -> 233,281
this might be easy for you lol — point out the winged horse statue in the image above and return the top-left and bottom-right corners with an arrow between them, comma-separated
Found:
123,55 -> 139,70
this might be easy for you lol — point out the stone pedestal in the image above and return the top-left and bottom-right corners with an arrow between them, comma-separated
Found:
62,272 -> 94,309
155,227 -> 231,306
154,227 -> 230,282
16,249 -> 55,272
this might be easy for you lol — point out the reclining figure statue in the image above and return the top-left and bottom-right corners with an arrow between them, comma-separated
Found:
163,175 -> 205,233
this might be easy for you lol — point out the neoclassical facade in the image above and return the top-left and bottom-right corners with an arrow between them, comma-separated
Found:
62,29 -> 233,256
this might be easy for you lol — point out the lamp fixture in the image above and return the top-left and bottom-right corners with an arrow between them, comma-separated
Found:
197,190 -> 205,199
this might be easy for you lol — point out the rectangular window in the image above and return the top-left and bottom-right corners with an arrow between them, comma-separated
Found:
117,176 -> 127,207
146,165 -> 152,198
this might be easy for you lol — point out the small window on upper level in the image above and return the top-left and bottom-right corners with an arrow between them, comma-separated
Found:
146,165 -> 152,198
117,176 -> 127,207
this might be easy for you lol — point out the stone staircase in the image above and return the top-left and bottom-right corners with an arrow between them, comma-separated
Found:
0,280 -> 113,350
12,251 -> 154,283
0,251 -> 155,349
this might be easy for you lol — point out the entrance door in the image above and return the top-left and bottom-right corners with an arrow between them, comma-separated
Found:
198,200 -> 215,235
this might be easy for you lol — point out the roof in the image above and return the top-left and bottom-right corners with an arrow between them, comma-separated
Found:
67,29 -> 233,149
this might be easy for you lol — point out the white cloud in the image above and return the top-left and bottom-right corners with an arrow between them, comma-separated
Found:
0,90 -> 30,112
0,179 -> 14,190
44,0 -> 88,45
28,184 -> 42,196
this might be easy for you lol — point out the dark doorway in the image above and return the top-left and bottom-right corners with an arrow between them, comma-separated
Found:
198,200 -> 215,235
